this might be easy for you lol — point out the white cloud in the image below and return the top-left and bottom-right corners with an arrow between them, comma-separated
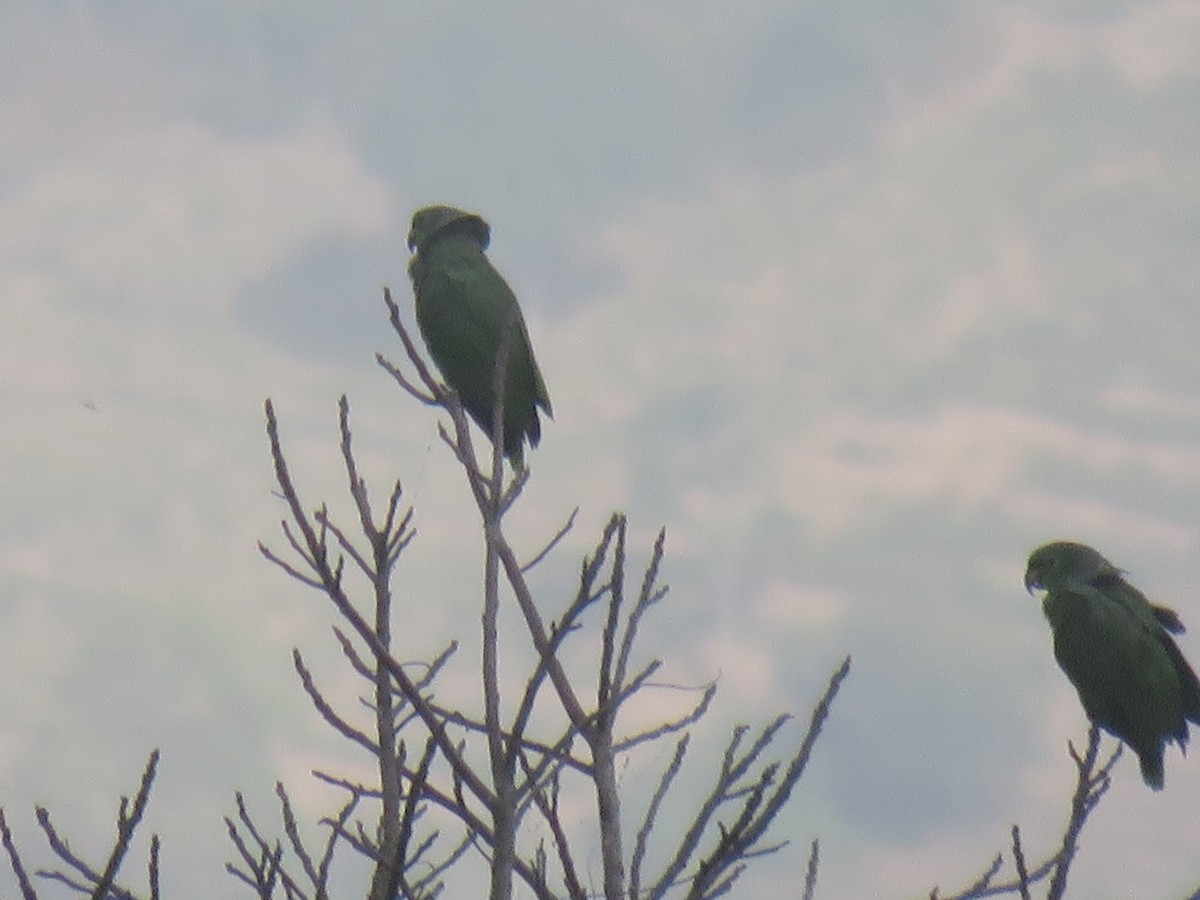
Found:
755,580 -> 846,629
1102,0 -> 1200,86
767,405 -> 1200,536
1,114 -> 394,312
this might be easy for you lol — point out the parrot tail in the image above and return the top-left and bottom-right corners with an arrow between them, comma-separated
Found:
1137,748 -> 1165,791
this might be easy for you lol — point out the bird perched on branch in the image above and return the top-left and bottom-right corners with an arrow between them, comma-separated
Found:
1024,540 -> 1200,789
407,205 -> 552,466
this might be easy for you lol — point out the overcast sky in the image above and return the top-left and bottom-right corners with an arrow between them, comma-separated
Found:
3,1 -> 1200,896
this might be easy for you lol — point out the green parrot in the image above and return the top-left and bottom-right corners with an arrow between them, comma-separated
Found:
1024,541 -> 1200,789
407,205 -> 552,466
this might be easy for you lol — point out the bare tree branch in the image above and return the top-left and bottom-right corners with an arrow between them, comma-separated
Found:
802,837 -> 820,900
931,725 -> 1120,900
23,750 -> 160,900
0,807 -> 38,900
236,291 -> 854,900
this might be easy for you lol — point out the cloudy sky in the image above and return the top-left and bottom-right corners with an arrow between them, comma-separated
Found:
3,1 -> 1200,896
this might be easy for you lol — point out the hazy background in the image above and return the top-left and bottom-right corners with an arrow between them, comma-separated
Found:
3,1 -> 1200,896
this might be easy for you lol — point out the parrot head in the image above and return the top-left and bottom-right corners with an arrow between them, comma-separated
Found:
1025,540 -> 1122,594
408,205 -> 491,254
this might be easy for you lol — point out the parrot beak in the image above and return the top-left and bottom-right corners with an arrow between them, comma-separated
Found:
1024,568 -> 1042,594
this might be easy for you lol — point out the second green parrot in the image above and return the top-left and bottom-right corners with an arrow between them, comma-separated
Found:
407,205 -> 552,466
1024,541 -> 1200,789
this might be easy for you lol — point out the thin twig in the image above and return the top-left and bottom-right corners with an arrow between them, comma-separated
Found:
630,734 -> 690,898
1011,825 -> 1030,900
0,808 -> 38,900
521,508 -> 578,573
802,838 -> 820,900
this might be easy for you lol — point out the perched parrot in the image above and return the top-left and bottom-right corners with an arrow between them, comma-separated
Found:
1024,541 -> 1200,789
407,205 -> 552,466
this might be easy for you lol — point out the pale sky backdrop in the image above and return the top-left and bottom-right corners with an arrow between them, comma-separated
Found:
3,1 -> 1200,897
